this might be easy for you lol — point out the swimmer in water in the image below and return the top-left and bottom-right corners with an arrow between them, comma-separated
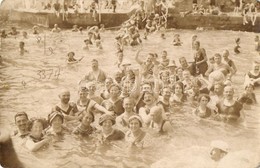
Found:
67,52 -> 84,64
25,119 -> 51,152
51,24 -> 61,33
234,38 -> 240,54
72,25 -> 79,32
32,26 -> 39,35
19,41 -> 28,55
172,34 -> 182,46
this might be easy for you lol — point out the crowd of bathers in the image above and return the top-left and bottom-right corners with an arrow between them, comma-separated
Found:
0,1 -> 260,153
1,20 -> 259,154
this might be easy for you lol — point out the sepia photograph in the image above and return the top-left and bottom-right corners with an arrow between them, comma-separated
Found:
0,0 -> 260,167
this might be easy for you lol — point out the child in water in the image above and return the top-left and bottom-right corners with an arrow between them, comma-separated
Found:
234,38 -> 241,54
172,34 -> 182,46
67,52 -> 84,64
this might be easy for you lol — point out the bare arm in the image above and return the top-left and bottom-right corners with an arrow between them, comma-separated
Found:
25,137 -> 50,152
135,49 -> 143,65
205,65 -> 214,77
94,103 -> 114,115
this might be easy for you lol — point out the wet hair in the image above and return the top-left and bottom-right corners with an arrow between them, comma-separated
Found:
14,112 -> 29,122
198,94 -> 210,102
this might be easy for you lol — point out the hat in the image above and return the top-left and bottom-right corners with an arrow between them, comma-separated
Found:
128,115 -> 143,127
48,111 -> 64,124
99,114 -> 116,126
210,140 -> 229,153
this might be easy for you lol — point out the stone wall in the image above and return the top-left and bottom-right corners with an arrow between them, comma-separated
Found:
167,13 -> 260,32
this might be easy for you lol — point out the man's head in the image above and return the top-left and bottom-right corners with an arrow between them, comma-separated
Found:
222,50 -> 229,60
223,86 -> 234,100
214,53 -> 222,65
91,59 -> 99,70
179,57 -> 188,68
14,112 -> 29,132
59,89 -> 70,104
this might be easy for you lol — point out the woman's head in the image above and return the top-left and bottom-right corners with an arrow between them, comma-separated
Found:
108,84 -> 121,98
160,70 -> 170,82
198,94 -> 210,106
78,86 -> 89,99
174,82 -> 184,95
82,111 -> 95,126
128,115 -> 143,132
30,119 -> 45,138
48,111 -> 64,127
99,114 -> 115,131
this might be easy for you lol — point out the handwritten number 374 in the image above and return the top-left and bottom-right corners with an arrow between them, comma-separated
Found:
37,68 -> 60,79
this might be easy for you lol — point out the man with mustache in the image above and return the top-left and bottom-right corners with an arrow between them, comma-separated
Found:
82,59 -> 107,84
53,89 -> 80,121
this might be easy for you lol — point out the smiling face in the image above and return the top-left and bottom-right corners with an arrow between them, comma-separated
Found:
102,120 -> 113,132
146,54 -> 153,64
59,91 -> 70,104
162,87 -> 171,100
30,121 -> 43,139
51,115 -> 63,128
109,85 -> 120,98
82,113 -> 94,126
123,98 -> 134,113
224,86 -> 234,100
174,83 -> 183,95
15,115 -> 29,132
143,92 -> 154,105
129,118 -> 141,133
